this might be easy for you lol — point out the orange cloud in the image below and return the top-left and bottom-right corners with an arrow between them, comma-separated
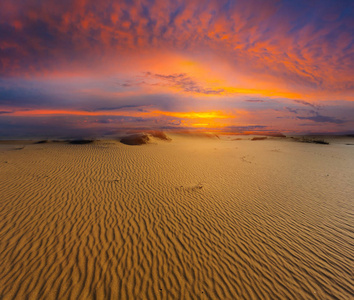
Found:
150,110 -> 232,119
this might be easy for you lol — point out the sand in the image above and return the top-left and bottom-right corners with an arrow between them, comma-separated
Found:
0,135 -> 353,299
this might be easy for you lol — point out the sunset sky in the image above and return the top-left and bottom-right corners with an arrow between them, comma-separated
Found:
0,0 -> 353,137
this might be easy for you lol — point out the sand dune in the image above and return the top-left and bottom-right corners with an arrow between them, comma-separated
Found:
0,135 -> 353,299
120,134 -> 150,145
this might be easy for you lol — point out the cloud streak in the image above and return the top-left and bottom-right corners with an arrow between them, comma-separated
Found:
296,113 -> 346,124
120,72 -> 225,95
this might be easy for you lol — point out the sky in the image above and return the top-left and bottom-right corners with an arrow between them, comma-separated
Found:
0,0 -> 353,137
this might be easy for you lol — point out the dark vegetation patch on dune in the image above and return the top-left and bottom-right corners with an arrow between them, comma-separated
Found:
265,132 -> 286,138
120,134 -> 150,145
299,138 -> 329,145
68,139 -> 95,145
251,137 -> 267,141
34,140 -> 48,144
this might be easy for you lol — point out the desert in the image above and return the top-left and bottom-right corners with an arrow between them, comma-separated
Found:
0,134 -> 353,299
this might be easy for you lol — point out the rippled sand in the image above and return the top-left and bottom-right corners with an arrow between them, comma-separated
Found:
0,135 -> 353,299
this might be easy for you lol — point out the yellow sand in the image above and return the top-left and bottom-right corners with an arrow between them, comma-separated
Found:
0,135 -> 353,299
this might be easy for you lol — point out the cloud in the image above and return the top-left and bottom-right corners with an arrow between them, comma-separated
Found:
0,0 -> 352,100
0,0 -> 353,135
296,113 -> 346,124
91,104 -> 148,112
293,99 -> 319,109
140,72 -> 225,95
245,100 -> 266,103
285,107 -> 300,114
118,72 -> 226,95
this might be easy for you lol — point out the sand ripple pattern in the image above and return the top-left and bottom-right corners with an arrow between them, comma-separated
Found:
0,138 -> 353,299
